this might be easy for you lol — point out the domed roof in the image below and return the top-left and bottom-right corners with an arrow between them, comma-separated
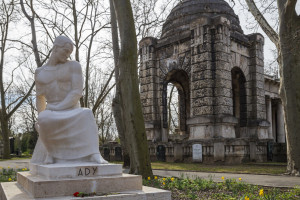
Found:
161,0 -> 244,39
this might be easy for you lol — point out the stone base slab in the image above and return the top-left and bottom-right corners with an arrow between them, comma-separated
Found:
0,183 -> 171,200
29,163 -> 122,179
17,172 -> 142,198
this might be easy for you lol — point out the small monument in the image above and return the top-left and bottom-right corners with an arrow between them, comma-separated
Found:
0,36 -> 170,200
192,144 -> 203,162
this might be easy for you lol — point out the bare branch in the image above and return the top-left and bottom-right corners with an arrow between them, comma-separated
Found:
92,69 -> 115,113
245,0 -> 279,47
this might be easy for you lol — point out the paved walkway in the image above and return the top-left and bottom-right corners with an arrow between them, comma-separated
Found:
1,159 -> 299,188
153,170 -> 300,188
0,159 -> 30,169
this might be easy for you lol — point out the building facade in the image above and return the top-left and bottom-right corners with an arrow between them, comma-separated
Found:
137,0 -> 286,163
101,0 -> 286,164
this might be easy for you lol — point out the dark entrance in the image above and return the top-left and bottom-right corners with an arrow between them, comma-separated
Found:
156,145 -> 166,162
103,148 -> 110,161
162,70 -> 190,135
231,67 -> 247,137
9,137 -> 15,154
115,147 -> 122,161
267,141 -> 273,161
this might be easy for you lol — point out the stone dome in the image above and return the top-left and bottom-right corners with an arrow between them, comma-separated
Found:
161,0 -> 244,39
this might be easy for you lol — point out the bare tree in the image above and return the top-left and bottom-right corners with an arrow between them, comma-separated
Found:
112,0 -> 152,178
109,0 -> 131,167
131,0 -> 177,39
0,0 -> 39,158
244,0 -> 300,176
27,0 -> 112,110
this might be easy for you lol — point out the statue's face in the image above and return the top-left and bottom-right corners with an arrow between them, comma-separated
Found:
54,43 -> 73,64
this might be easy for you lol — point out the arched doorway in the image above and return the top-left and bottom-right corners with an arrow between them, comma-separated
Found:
231,67 -> 247,137
162,70 -> 190,136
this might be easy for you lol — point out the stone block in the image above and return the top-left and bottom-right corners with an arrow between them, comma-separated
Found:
192,79 -> 214,90
215,97 -> 232,107
186,116 -> 214,125
215,87 -> 231,97
191,52 -> 212,64
192,97 -> 214,107
143,106 -> 153,114
0,183 -> 171,200
192,106 -> 214,116
173,144 -> 183,162
215,78 -> 232,88
214,142 -> 225,162
189,125 -> 213,139
214,124 -> 235,138
191,70 -> 213,81
215,52 -> 231,62
17,172 -> 142,198
141,98 -> 153,107
215,60 -> 231,71
192,61 -> 210,72
215,70 -> 231,80
29,163 -> 122,179
192,88 -> 213,98
214,43 -> 229,52
178,42 -> 190,54
257,126 -> 269,139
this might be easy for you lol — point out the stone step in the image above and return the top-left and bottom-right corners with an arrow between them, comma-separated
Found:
17,172 -> 142,198
29,163 -> 123,179
0,183 -> 171,200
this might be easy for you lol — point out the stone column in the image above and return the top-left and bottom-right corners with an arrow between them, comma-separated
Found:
277,101 -> 286,143
266,96 -> 273,139
139,37 -> 160,141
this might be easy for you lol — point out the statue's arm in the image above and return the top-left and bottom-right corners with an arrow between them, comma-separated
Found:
36,95 -> 46,114
48,62 -> 83,111
35,68 -> 47,114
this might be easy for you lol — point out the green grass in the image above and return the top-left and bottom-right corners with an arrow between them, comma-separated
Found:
113,161 -> 287,175
151,162 -> 286,175
144,176 -> 300,200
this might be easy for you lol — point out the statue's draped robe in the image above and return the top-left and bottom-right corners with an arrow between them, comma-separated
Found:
32,61 -> 102,163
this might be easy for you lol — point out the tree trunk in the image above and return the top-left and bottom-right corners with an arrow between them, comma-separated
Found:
112,0 -> 152,178
1,115 -> 10,159
277,0 -> 300,176
112,97 -> 130,167
109,0 -> 130,168
245,0 -> 300,176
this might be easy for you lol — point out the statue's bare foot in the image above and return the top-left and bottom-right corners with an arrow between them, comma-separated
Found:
90,154 -> 108,164
44,154 -> 54,164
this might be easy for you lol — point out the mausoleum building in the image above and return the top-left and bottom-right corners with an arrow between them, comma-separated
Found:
137,0 -> 286,163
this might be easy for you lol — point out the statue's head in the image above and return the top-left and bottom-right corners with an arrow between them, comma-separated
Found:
51,36 -> 74,64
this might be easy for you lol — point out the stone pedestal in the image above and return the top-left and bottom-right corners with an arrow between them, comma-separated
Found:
0,163 -> 171,200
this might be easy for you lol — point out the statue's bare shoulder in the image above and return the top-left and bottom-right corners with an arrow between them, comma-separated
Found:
66,61 -> 81,76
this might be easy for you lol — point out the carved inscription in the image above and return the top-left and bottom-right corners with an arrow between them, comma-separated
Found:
78,167 -> 98,176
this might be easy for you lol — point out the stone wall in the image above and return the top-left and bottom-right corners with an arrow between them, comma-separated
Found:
102,139 -> 273,164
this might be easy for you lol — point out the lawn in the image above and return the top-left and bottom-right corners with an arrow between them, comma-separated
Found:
144,176 -> 300,200
113,161 -> 287,175
0,163 -> 295,199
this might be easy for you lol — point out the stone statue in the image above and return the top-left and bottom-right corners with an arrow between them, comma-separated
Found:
31,36 -> 107,164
